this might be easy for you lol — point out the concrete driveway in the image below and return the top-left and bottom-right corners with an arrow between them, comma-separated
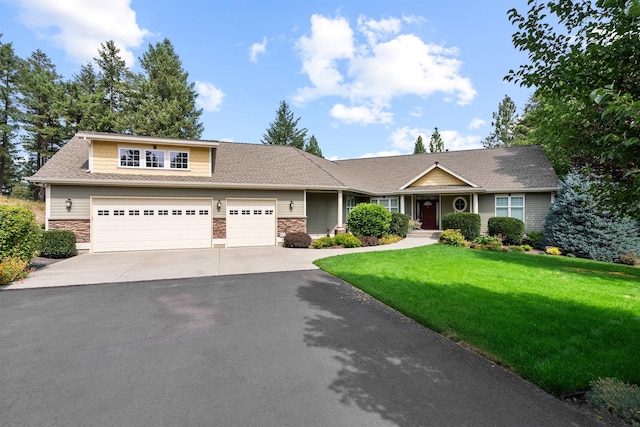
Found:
5,236 -> 437,290
0,271 -> 605,426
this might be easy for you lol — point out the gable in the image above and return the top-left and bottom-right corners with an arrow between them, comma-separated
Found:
404,164 -> 477,189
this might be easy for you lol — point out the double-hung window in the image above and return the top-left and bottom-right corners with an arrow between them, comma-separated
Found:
495,195 -> 524,221
371,197 -> 399,213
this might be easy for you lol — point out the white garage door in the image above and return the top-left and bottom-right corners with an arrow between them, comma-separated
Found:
92,198 -> 212,253
226,199 -> 276,247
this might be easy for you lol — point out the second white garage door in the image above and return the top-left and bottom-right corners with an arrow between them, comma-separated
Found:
92,198 -> 213,253
226,199 -> 276,247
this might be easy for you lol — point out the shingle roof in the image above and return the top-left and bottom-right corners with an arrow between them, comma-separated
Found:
29,133 -> 558,193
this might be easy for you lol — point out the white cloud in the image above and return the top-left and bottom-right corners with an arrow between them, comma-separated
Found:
249,36 -> 267,63
294,14 -> 476,125
439,130 -> 483,151
195,81 -> 225,112
358,150 -> 405,158
389,126 -> 430,151
386,126 -> 482,155
16,0 -> 150,66
330,103 -> 393,125
469,118 -> 486,129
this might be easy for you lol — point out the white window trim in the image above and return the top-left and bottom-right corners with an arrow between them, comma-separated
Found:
452,196 -> 467,212
495,194 -> 525,221
371,197 -> 399,213
118,146 -> 190,171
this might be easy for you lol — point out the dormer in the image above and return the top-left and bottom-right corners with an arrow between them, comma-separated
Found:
80,132 -> 219,178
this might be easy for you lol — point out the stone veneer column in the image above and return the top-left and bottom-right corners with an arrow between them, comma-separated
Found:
212,218 -> 226,238
48,219 -> 90,243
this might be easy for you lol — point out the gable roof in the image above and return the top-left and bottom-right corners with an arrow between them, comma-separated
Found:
29,132 -> 558,193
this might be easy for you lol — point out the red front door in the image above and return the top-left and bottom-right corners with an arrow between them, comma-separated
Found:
421,203 -> 437,229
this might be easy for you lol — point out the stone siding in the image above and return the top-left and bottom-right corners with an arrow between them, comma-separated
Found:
278,217 -> 307,234
213,218 -> 226,238
48,219 -> 90,243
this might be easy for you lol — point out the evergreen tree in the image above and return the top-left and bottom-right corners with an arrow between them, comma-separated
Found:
130,38 -> 203,139
0,36 -> 22,194
429,127 -> 444,152
20,49 -> 66,178
63,62 -> 107,135
413,135 -> 426,154
542,171 -> 640,263
482,95 -> 518,148
261,100 -> 307,149
304,134 -> 323,157
94,40 -> 129,132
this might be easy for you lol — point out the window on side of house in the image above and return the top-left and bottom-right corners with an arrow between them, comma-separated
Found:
118,147 -> 190,170
346,195 -> 356,216
145,149 -> 165,168
119,148 -> 140,167
495,195 -> 524,221
371,197 -> 399,213
170,151 -> 189,169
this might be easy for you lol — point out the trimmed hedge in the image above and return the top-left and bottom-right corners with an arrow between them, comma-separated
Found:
441,212 -> 481,240
347,203 -> 392,237
283,232 -> 312,248
488,217 -> 525,245
0,205 -> 42,262
388,213 -> 411,237
40,230 -> 77,258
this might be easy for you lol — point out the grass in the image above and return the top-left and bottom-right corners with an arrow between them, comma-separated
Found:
0,195 -> 45,225
314,244 -> 640,396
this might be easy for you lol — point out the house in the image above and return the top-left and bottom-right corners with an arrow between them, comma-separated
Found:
28,131 -> 558,252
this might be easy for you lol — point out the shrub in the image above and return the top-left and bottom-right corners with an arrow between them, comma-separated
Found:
586,378 -> 640,425
380,235 -> 403,245
347,203 -> 392,237
522,244 -> 532,251
473,235 -> 503,251
546,247 -> 562,255
388,213 -> 411,237
39,230 -> 77,258
542,171 -> 640,263
358,236 -> 380,247
441,212 -> 481,241
0,256 -> 29,285
312,236 -> 335,249
619,251 -> 638,266
509,245 -> 525,253
409,219 -> 422,230
524,231 -> 543,249
334,234 -> 362,248
0,205 -> 42,262
488,217 -> 525,245
283,232 -> 312,248
9,183 -> 33,200
439,229 -> 467,247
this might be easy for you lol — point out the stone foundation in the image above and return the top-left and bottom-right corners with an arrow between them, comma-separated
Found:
213,218 -> 226,238
48,219 -> 90,243
278,217 -> 307,234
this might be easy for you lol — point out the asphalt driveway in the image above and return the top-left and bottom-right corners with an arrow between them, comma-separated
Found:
0,271 -> 605,426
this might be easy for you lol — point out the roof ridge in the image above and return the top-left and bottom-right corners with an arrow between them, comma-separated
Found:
292,148 -> 348,187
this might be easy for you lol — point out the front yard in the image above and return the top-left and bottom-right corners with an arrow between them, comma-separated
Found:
314,244 -> 640,397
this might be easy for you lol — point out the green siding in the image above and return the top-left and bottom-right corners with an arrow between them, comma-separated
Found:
478,194 -> 495,234
524,193 -> 552,232
307,192 -> 338,234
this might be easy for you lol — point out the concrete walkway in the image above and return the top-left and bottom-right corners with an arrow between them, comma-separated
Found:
5,236 -> 437,290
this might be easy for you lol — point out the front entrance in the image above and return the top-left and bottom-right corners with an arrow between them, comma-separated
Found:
420,201 -> 437,229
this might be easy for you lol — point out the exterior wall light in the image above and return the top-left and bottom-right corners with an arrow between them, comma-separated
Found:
289,200 -> 294,210
216,200 -> 222,211
65,198 -> 72,210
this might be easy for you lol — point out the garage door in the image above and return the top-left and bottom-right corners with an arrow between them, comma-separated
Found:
226,199 -> 276,247
92,198 -> 212,253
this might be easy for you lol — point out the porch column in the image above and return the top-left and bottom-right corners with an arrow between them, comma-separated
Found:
472,193 -> 479,214
400,195 -> 405,214
337,190 -> 343,226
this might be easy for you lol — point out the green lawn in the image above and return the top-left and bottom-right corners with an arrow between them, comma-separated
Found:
314,244 -> 640,396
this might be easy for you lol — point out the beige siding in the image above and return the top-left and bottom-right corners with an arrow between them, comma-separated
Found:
307,192 -> 338,234
524,193 -> 552,232
403,195 -> 413,217
91,141 -> 210,177
440,195 -> 470,216
410,168 -> 467,187
478,194 -> 494,234
50,185 -> 304,220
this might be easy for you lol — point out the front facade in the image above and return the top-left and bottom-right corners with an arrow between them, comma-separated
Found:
30,132 -> 558,252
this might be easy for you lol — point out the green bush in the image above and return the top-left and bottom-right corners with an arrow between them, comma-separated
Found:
283,232 -> 312,248
473,235 -> 503,251
0,205 -> 42,262
509,245 -> 525,253
488,217 -> 525,245
522,244 -> 532,251
334,234 -> 362,248
388,213 -> 411,237
442,212 -> 481,240
39,230 -> 77,258
347,203 -> 392,237
312,236 -> 335,249
587,378 -> 640,425
524,231 -> 543,249
439,229 -> 467,247
0,256 -> 29,285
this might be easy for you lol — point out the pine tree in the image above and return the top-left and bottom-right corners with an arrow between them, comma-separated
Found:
20,49 -> 66,177
130,38 -> 203,138
304,134 -> 323,157
542,171 -> 640,262
94,40 -> 129,132
261,100 -> 307,149
63,62 -> 107,135
429,127 -> 444,152
413,135 -> 426,154
0,36 -> 23,194
483,95 -> 518,148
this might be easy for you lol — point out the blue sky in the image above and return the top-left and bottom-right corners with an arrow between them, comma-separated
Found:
0,0 -> 534,160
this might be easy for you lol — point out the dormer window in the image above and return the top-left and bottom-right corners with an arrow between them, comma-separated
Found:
119,147 -> 189,170
146,150 -> 165,168
120,149 -> 140,167
170,151 -> 189,169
